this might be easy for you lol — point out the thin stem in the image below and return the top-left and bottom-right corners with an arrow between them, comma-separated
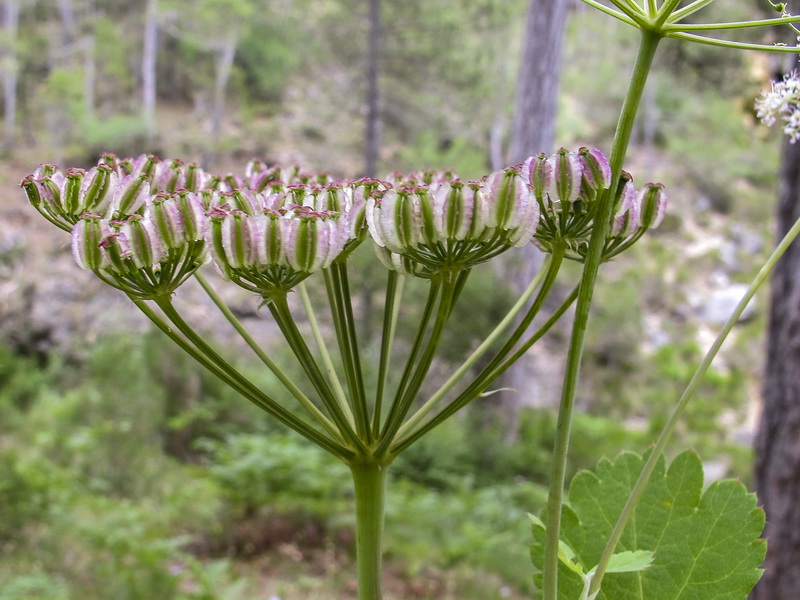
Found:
194,272 -> 344,442
653,0 -> 682,27
390,284 -> 579,456
350,459 -> 389,600
578,0 -> 637,26
667,31 -> 800,52
395,255 -> 553,441
136,298 -> 351,459
668,0 -> 720,23
608,0 -> 645,18
482,247 -> 565,376
298,280 -> 356,429
588,213 -> 800,597
377,279 -> 441,443
492,284 -> 579,379
665,15 -> 800,31
376,274 -> 459,458
607,0 -> 653,30
542,30 -> 661,600
328,263 -> 371,440
373,271 -> 404,437
267,294 -> 368,453
436,248 -> 563,408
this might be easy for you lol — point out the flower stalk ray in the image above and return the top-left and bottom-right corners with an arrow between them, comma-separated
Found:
582,0 -> 800,52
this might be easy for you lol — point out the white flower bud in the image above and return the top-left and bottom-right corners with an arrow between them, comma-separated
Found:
71,214 -> 109,270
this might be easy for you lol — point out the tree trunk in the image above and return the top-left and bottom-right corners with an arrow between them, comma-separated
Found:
489,49 -> 512,171
82,20 -> 96,120
752,109 -> 800,600
507,0 -> 569,164
364,0 -> 381,178
493,0 -> 569,440
204,32 -> 236,165
58,0 -> 76,49
142,0 -> 158,138
751,5 -> 800,596
1,0 -> 19,153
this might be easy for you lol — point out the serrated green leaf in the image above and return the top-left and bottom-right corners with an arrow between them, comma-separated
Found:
543,450 -> 767,600
601,550 -> 655,574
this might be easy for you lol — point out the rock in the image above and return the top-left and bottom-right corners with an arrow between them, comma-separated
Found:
699,283 -> 756,325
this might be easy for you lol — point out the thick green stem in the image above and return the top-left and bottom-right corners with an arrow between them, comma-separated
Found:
350,459 -> 389,600
542,30 -> 661,600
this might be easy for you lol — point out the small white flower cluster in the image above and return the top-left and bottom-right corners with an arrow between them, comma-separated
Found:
756,71 -> 800,143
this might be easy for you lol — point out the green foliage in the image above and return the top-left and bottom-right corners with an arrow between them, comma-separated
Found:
0,343 -> 48,412
391,416 -> 473,489
81,116 -> 150,162
0,570 -> 70,600
0,448 -> 53,542
531,451 -> 766,600
583,277 -> 646,410
236,13 -> 303,106
396,132 -> 489,180
663,90 -> 778,215
201,431 -> 351,518
386,477 -> 544,591
0,336 -> 247,598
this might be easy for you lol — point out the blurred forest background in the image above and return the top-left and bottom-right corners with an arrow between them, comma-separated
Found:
0,0 -> 791,598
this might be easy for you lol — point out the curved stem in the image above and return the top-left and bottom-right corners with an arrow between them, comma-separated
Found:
491,284 -> 579,379
136,297 -> 351,459
607,0 -> 646,19
267,294 -> 368,454
298,280 -> 356,429
653,0 -> 681,27
194,272 -> 344,442
667,31 -> 800,52
484,247 -> 565,375
668,0 -> 721,23
664,15 -> 800,31
326,263 -> 370,440
373,271 -> 404,437
542,30 -> 661,600
377,279 -> 441,443
395,253 -> 556,442
376,274 -> 459,458
390,284 -> 578,456
587,212 -> 800,597
579,0 -> 638,26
